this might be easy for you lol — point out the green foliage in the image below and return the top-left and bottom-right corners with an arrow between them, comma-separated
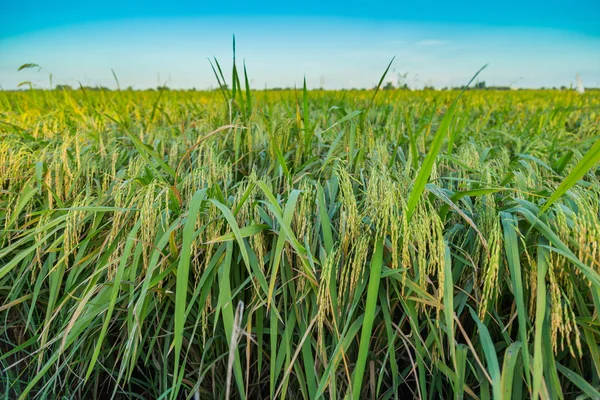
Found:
1,79 -> 600,399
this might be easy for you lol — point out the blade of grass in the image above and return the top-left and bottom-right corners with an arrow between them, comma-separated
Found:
539,135 -> 600,215
532,241 -> 549,400
468,307 -> 502,400
500,211 -> 532,388
352,236 -> 384,399
500,342 -> 522,400
172,190 -> 207,399
406,66 -> 487,222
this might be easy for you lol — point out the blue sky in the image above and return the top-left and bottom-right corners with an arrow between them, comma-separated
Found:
1,1 -> 599,89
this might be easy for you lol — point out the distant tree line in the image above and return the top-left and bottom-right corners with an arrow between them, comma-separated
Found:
13,83 -> 600,92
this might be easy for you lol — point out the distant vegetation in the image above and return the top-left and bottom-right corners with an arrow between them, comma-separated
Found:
13,80 -> 600,93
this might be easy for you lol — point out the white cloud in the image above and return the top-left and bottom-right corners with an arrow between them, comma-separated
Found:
416,39 -> 450,46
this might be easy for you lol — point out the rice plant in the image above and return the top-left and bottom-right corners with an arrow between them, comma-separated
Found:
1,62 -> 600,399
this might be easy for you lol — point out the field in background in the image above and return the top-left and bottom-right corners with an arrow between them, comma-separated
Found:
1,86 -> 600,399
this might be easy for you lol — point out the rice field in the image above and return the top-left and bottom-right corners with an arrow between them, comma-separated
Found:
1,76 -> 600,399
